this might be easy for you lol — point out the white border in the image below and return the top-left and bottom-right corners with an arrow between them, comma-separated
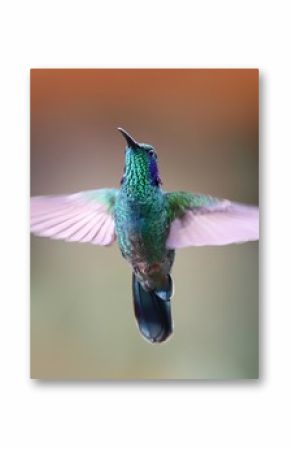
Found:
1,1 -> 289,448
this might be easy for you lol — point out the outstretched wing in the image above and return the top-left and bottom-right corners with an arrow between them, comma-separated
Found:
166,192 -> 259,249
31,188 -> 118,246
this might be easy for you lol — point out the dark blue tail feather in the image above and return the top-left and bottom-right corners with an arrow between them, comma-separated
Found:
132,274 -> 173,343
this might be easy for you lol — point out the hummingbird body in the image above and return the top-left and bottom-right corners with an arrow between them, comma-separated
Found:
30,128 -> 259,344
114,146 -> 174,292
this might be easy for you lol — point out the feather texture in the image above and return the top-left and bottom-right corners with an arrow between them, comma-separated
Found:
30,189 -> 118,246
166,195 -> 259,249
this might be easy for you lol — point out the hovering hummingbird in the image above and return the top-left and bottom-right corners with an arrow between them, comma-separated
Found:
31,128 -> 259,344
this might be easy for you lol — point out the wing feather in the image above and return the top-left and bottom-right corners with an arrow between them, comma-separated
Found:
166,194 -> 259,249
30,189 -> 118,246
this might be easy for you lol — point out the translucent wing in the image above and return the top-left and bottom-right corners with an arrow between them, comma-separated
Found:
31,189 -> 118,246
166,192 -> 259,249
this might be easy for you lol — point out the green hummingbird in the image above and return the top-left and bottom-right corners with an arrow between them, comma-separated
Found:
31,128 -> 259,344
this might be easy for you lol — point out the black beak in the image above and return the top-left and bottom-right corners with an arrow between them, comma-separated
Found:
117,128 -> 140,149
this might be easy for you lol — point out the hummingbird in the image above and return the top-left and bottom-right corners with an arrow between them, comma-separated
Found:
31,128 -> 259,344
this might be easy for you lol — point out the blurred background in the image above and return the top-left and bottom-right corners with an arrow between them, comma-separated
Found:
31,69 -> 258,379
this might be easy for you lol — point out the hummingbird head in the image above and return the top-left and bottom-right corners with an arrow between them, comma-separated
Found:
117,128 -> 161,188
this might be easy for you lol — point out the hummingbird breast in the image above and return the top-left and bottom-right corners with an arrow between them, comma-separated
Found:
114,189 -> 174,290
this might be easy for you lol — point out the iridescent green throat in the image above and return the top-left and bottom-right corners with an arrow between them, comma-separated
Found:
121,148 -> 161,197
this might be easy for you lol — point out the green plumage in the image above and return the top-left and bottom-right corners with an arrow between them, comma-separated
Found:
114,147 -> 174,291
114,144 -> 219,290
165,191 -> 218,221
112,136 -> 222,341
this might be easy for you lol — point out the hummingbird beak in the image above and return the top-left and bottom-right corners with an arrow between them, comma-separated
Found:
117,128 -> 140,149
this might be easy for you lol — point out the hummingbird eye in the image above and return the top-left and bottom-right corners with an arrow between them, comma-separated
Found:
148,149 -> 157,159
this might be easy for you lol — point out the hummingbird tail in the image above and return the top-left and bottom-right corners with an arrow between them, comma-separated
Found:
132,273 -> 174,344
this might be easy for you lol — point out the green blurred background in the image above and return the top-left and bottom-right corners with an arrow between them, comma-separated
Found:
31,69 -> 258,379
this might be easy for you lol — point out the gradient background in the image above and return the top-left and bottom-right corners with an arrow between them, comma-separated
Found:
31,69 -> 259,379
